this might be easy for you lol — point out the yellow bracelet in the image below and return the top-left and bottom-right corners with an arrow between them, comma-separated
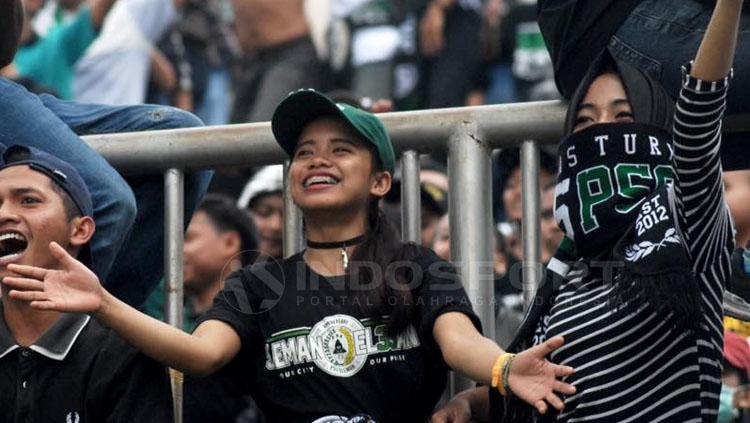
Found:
491,354 -> 504,389
492,353 -> 512,395
501,353 -> 516,396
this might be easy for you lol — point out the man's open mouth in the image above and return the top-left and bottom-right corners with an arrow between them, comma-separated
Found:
0,232 -> 28,261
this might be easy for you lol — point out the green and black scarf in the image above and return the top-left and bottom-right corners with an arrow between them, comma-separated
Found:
555,122 -> 701,328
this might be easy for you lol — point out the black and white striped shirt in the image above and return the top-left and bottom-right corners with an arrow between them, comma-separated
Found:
540,66 -> 734,422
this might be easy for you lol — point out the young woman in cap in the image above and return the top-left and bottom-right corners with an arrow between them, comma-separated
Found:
4,89 -> 575,421
433,0 -> 745,421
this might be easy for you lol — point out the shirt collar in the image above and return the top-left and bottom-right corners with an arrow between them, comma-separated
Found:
0,303 -> 90,361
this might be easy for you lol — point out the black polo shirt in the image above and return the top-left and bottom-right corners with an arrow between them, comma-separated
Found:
0,306 -> 173,423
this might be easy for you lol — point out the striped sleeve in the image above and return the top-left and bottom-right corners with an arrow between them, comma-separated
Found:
671,62 -> 735,275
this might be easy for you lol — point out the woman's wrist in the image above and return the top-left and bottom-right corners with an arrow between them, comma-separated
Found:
491,352 -> 516,396
94,288 -> 115,319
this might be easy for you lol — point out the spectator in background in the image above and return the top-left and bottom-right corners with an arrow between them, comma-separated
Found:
726,170 -> 750,249
31,0 -> 82,35
721,330 -> 750,423
419,0 -> 484,108
144,194 -> 258,331
210,0 -> 321,197
432,213 -> 450,261
493,147 -> 556,223
230,0 -> 321,123
381,159 -> 449,246
493,168 -> 562,349
326,0 -> 403,100
503,0 -> 557,102
418,167 -> 448,246
2,0 -> 118,99
539,181 -> 562,264
430,212 -> 521,348
149,0 -> 239,125
723,171 -> 750,326
183,195 -> 258,316
73,0 -> 184,104
143,194 -> 260,423
237,165 -> 285,259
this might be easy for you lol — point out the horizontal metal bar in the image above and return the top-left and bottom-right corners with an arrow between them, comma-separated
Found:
81,101 -> 568,173
80,102 -> 750,174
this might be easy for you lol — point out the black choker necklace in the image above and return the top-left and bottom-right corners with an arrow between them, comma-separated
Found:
306,234 -> 368,270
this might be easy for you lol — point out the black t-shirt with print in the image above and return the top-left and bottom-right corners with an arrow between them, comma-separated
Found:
199,246 -> 481,423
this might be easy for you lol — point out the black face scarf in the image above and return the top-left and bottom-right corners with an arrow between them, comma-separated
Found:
555,122 -> 675,258
557,52 -> 701,329
0,0 -> 24,68
556,122 -> 701,330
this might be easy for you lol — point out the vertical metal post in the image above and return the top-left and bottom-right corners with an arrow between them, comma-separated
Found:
520,140 -> 542,310
283,160 -> 304,257
447,122 -> 494,394
401,150 -> 422,243
164,168 -> 184,423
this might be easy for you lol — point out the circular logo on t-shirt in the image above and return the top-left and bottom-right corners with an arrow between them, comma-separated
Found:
309,314 -> 367,377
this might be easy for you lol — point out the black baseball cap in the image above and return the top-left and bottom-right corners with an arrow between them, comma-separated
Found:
271,89 -> 396,173
0,145 -> 94,269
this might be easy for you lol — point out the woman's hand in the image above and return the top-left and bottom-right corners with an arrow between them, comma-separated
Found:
509,336 -> 576,414
3,241 -> 104,313
434,313 -> 575,414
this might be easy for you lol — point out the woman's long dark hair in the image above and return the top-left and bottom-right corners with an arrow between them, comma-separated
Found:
346,153 -> 423,336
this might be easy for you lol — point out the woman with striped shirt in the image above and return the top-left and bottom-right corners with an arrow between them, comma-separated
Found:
433,0 -> 745,421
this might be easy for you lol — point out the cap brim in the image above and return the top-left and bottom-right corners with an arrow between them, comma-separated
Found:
272,90 -> 349,157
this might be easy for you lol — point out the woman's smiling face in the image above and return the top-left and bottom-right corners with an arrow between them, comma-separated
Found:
289,116 -> 389,214
573,73 -> 635,133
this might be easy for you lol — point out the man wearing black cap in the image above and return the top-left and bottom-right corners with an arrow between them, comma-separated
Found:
0,146 -> 172,422
0,0 -> 212,309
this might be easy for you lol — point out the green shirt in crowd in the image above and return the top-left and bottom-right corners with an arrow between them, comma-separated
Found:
142,279 -> 199,333
15,7 -> 96,99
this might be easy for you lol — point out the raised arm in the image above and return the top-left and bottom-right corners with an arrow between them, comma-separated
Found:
3,242 -> 241,376
433,312 -> 576,415
691,0 -> 743,81
671,0 -> 742,272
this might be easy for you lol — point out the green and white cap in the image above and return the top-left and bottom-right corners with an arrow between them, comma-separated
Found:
271,89 -> 396,173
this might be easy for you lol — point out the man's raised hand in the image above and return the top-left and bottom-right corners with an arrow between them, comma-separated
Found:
3,242 -> 104,313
